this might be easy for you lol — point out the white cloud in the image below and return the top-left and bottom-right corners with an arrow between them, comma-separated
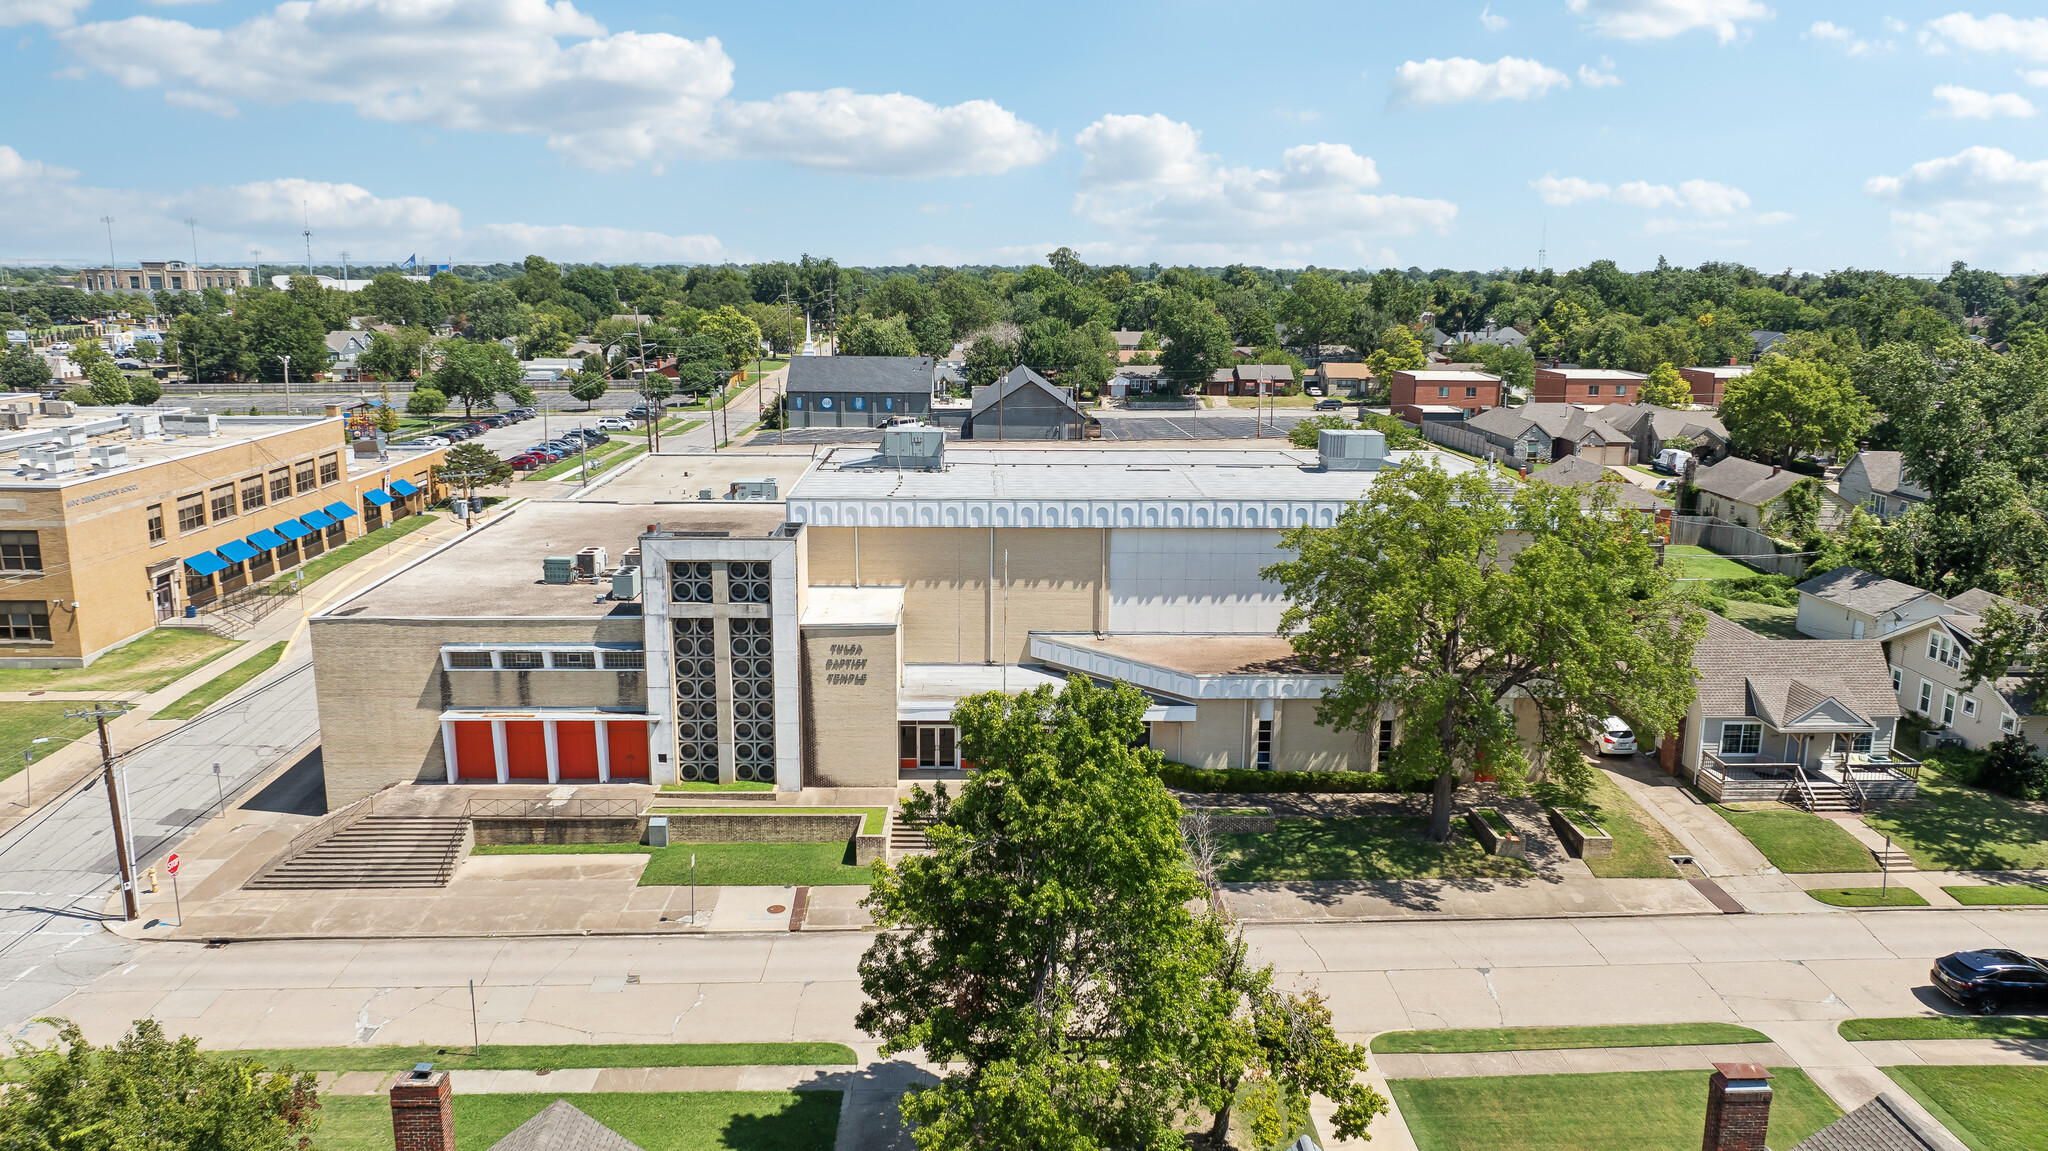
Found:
1532,175 -> 1611,206
1566,0 -> 1770,43
53,0 -> 1050,177
1532,173 -> 1751,215
0,143 -> 728,263
1804,19 -> 1887,55
1866,145 -> 2048,263
0,0 -> 89,26
2023,69 -> 2048,87
1754,210 -> 1796,225
1578,58 -> 1623,87
1922,13 -> 2048,63
1931,84 -> 2035,118
1389,56 -> 1570,107
1479,4 -> 1507,30
1070,114 -> 1455,263
1806,19 -> 1850,41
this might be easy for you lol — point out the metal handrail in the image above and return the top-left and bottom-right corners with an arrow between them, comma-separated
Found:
464,798 -> 641,819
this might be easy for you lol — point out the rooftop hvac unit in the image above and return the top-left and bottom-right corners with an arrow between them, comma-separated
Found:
878,425 -> 945,470
38,400 -> 75,418
611,567 -> 642,601
88,445 -> 128,470
698,488 -> 713,500
541,555 -> 577,585
1318,428 -> 1388,471
574,546 -> 608,578
725,479 -> 777,501
0,411 -> 27,430
162,413 -> 218,437
18,446 -> 76,473
55,427 -> 88,448
125,413 -> 162,437
619,547 -> 641,570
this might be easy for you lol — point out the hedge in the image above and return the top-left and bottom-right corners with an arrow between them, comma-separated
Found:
1156,761 -> 1401,793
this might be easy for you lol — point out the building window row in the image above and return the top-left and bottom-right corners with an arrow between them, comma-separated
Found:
441,646 -> 644,671
0,530 -> 42,572
0,600 -> 51,641
172,453 -> 339,535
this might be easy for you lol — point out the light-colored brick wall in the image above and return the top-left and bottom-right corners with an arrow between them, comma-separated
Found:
1274,698 -> 1365,772
800,622 -> 899,787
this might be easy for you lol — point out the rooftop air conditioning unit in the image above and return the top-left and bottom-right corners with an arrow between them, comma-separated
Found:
88,445 -> 128,470
1318,428 -> 1388,471
725,479 -> 778,501
878,425 -> 945,470
56,427 -> 88,448
0,411 -> 28,430
610,567 -> 642,601
125,413 -> 161,437
38,400 -> 75,418
619,547 -> 641,570
162,413 -> 218,437
18,447 -> 77,473
574,546 -> 608,578
542,555 -> 577,585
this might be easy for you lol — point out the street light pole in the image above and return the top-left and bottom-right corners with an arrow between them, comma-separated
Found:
281,353 -> 292,416
19,736 -> 48,808
67,705 -> 137,921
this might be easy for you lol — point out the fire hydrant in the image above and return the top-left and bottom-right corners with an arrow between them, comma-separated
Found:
146,866 -> 158,893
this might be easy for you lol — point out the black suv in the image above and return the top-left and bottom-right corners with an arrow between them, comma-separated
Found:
1932,949 -> 2048,1014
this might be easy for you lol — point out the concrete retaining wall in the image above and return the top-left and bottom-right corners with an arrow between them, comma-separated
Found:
656,812 -> 886,865
472,816 -> 645,847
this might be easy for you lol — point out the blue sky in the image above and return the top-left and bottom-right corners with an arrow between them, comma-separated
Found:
4,0 -> 2048,272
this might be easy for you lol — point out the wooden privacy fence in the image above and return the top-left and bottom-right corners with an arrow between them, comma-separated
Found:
1667,515 -> 1809,578
1418,419 -> 1504,461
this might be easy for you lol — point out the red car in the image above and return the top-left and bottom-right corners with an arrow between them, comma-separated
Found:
510,451 -> 556,470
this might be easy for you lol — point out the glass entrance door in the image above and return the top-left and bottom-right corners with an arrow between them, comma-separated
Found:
899,723 -> 959,769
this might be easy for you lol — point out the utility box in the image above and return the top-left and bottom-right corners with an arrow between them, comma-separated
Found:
574,546 -> 608,578
611,567 -> 643,600
646,816 -> 669,848
725,478 -> 777,501
541,555 -> 576,584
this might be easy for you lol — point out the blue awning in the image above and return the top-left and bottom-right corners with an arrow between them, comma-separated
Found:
272,518 -> 311,540
183,551 -> 228,576
389,478 -> 420,496
299,509 -> 335,528
362,488 -> 394,507
323,500 -> 357,520
216,539 -> 260,563
247,529 -> 287,550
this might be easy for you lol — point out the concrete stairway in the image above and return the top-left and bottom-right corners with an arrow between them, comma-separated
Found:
245,816 -> 470,889
1872,843 -> 1917,872
889,817 -> 932,859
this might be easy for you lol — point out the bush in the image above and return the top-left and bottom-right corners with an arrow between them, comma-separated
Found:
59,386 -> 96,407
128,377 -> 162,405
406,386 -> 448,415
1979,735 -> 2048,801
1709,574 -> 1798,607
1156,761 -> 1400,793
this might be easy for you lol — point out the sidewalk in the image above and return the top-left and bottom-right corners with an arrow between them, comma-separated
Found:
1221,875 -> 1722,922
1601,758 -> 1774,878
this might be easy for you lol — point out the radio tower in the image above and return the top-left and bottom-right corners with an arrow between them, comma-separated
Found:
301,202 -> 313,276
1537,220 -> 1548,274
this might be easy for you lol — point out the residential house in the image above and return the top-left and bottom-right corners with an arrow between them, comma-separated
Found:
784,355 -> 934,428
1690,456 -> 1852,531
1751,330 -> 1787,357
1837,450 -> 1929,521
966,366 -> 1093,440
1604,404 -> 1729,464
1110,330 -> 1147,362
1886,588 -> 2045,752
1311,362 -> 1375,396
1108,364 -> 1163,398
325,330 -> 373,382
1463,403 -> 1635,464
389,1071 -> 645,1151
1532,366 -> 1647,406
1201,364 -> 1295,397
1792,566 -> 1954,640
1678,363 -> 1751,405
520,358 -> 580,384
1527,455 -> 1664,510
1456,323 -> 1528,350
1668,612 -> 1918,809
1388,367 -> 1501,423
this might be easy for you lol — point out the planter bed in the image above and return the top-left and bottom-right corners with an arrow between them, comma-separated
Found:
1467,808 -> 1526,858
1547,807 -> 1614,859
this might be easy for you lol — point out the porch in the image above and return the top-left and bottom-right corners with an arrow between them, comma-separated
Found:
1698,750 -> 1922,811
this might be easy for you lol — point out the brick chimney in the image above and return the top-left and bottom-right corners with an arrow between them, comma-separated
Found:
389,1067 -> 454,1151
1702,1062 -> 1772,1151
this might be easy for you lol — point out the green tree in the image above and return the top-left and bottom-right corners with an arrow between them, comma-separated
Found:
1277,271 -> 1352,362
700,305 -> 763,372
1638,362 -> 1693,408
567,370 -> 609,409
1154,290 -> 1233,396
1719,353 -> 1872,466
0,343 -> 50,390
360,327 -> 434,381
1286,411 -> 1423,451
85,360 -> 131,405
1365,325 -> 1427,377
1264,461 -> 1704,839
840,314 -> 920,357
238,291 -> 329,382
404,386 -> 448,416
128,377 -> 163,406
169,312 -> 249,382
465,283 -> 527,341
432,338 -> 525,416
60,386 -> 97,407
433,441 -> 513,505
0,1018 -> 320,1151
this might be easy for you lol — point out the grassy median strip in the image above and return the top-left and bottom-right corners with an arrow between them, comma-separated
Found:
0,702 -> 118,783
1841,1016 -> 2048,1042
0,629 -> 241,693
203,1041 -> 856,1071
1390,1068 -> 1839,1151
265,513 -> 438,595
1575,770 -> 1684,879
1715,806 -> 1878,873
1806,885 -> 1930,907
471,842 -> 879,887
660,781 -> 774,793
1884,1064 -> 2048,1151
153,642 -> 286,720
317,1090 -> 841,1151
1213,816 -> 1532,882
1371,1023 -> 1770,1055
1945,884 -> 2048,905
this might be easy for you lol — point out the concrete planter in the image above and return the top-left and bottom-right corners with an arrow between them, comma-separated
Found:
1548,807 -> 1615,859
1466,808 -> 1526,858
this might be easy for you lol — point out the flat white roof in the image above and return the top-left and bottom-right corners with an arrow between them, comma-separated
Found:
801,585 -> 904,628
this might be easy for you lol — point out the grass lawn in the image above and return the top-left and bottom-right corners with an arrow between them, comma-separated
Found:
1864,761 -> 2048,872
207,1042 -> 855,1071
1212,816 -> 1533,882
1946,884 -> 2048,905
315,1090 -> 840,1151
265,513 -> 438,595
1884,1065 -> 2048,1151
1715,806 -> 1878,873
0,629 -> 241,693
153,641 -> 285,720
1716,598 -> 1804,639
1664,545 -> 1760,580
0,702 -> 118,784
645,806 -> 887,835
471,842 -> 877,887
1371,1023 -> 1768,1054
1806,885 -> 1929,907
1577,769 -> 1684,878
1390,1068 -> 1840,1151
1841,1016 -> 2048,1042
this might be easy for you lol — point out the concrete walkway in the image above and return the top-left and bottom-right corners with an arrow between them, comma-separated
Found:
1601,757 -> 1775,878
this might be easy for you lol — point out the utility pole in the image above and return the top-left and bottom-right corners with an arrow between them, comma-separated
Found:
184,218 -> 200,282
69,705 -> 137,921
301,201 -> 313,277
100,216 -> 116,269
281,353 -> 292,415
341,250 -> 351,288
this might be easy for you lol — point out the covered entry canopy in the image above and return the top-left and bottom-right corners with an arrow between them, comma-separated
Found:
898,663 -> 1198,723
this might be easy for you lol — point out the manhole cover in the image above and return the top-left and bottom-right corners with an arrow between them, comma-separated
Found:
767,904 -> 787,914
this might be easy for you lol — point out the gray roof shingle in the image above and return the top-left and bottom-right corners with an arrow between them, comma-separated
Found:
1528,456 -> 1663,509
1793,566 -> 1932,616
1791,1092 -> 1970,1151
1692,455 -> 1808,506
973,366 -> 1082,416
786,355 -> 934,394
488,1101 -> 645,1151
1693,612 -> 1900,720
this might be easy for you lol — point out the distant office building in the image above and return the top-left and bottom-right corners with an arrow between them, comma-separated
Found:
75,262 -> 251,293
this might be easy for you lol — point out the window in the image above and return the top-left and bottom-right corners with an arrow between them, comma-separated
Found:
1255,718 -> 1273,769
1963,696 -> 1978,717
1918,680 -> 1933,714
0,531 -> 41,571
209,484 -> 236,523
1465,386 -> 1478,398
445,651 -> 493,669
550,651 -> 596,670
325,522 -> 345,545
1852,619 -> 1865,639
2004,712 -> 2020,733
318,454 -> 339,485
147,504 -> 165,543
499,650 -> 545,670
1586,384 -> 1600,396
1852,732 -> 1874,753
882,397 -> 896,411
269,469 -> 291,503
1942,690 -> 1957,726
1927,631 -> 1959,668
1436,385 -> 1449,398
240,474 -> 266,511
1719,722 -> 1762,755
602,650 -> 646,670
1378,719 -> 1395,757
1614,384 -> 1628,397
185,570 -> 213,599
176,493 -> 205,532
0,601 -> 50,642
1874,495 -> 1887,517
295,460 -> 317,493
1891,666 -> 1903,692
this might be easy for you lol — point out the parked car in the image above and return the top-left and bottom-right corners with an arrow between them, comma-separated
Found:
480,415 -> 511,428
1596,716 -> 1636,755
39,388 -> 64,400
1313,398 -> 1346,411
1932,950 -> 2048,1014
113,358 -> 144,370
595,416 -> 632,430
509,452 -> 553,470
391,437 -> 446,449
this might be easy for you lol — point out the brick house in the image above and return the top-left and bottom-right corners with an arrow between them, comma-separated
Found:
1388,368 -> 1501,422
1533,367 -> 1646,406
1679,364 -> 1751,406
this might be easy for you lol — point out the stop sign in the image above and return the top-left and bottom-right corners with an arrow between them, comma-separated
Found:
165,853 -> 180,876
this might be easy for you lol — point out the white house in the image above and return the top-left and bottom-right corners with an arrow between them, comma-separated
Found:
1793,566 -> 1956,641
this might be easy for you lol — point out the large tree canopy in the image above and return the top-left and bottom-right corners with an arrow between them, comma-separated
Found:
1718,351 -> 1872,466
1265,460 -> 1705,839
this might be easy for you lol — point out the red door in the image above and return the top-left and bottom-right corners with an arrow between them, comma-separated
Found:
453,722 -> 497,782
556,721 -> 600,780
504,721 -> 549,780
606,721 -> 649,781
